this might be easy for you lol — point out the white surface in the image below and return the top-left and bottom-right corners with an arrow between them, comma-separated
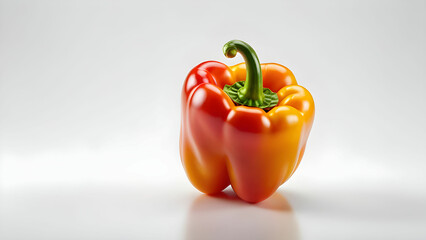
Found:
1,0 -> 426,239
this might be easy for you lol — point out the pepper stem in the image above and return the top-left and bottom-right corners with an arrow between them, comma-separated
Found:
223,40 -> 265,106
222,40 -> 278,109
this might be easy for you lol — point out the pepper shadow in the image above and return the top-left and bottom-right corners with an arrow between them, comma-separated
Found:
184,188 -> 300,240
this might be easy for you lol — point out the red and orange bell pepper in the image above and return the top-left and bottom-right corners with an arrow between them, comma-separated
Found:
180,40 -> 315,203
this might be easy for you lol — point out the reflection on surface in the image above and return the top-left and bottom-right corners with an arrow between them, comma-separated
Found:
185,189 -> 299,240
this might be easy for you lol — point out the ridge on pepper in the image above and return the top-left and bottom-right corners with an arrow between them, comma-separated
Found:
180,40 -> 315,203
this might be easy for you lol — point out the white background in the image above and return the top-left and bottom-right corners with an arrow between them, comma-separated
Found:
1,0 -> 425,239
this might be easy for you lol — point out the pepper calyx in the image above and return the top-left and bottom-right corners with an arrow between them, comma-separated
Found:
224,81 -> 278,108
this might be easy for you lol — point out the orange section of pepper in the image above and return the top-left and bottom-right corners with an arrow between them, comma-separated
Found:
180,61 -> 314,203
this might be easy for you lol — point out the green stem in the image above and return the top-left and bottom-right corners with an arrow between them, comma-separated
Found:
223,40 -> 264,105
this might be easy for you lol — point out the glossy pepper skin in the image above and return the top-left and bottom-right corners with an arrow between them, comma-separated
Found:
180,41 -> 314,203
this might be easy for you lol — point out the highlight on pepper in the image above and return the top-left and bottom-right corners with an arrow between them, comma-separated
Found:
180,40 -> 315,203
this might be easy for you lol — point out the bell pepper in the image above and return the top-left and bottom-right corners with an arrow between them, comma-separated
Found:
180,40 -> 315,203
